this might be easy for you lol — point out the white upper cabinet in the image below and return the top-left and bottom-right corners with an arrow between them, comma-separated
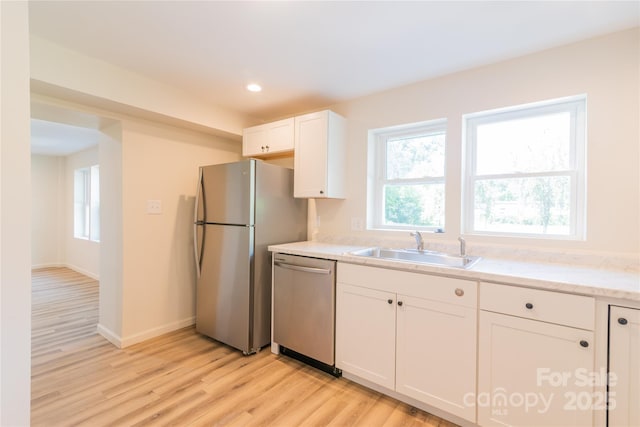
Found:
294,110 -> 346,199
242,117 -> 294,157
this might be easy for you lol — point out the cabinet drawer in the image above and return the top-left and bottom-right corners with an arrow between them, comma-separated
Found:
337,263 -> 477,308
480,282 -> 594,330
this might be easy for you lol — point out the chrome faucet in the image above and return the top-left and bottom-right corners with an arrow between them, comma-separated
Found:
458,236 -> 466,257
410,231 -> 424,251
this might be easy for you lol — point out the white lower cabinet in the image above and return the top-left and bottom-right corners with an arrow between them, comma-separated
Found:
478,282 -> 596,427
608,305 -> 640,427
396,294 -> 477,421
336,263 -> 477,422
335,283 -> 396,389
335,265 -> 611,426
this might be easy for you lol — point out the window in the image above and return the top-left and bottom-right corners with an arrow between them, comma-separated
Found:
372,120 -> 446,231
463,96 -> 586,238
74,165 -> 100,242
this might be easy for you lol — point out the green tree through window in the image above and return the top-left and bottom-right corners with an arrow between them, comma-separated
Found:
372,120 -> 446,231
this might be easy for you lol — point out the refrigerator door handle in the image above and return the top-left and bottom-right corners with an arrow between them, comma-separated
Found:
194,224 -> 203,278
194,167 -> 204,224
194,168 -> 204,277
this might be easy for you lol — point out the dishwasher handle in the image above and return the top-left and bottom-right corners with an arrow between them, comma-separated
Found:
274,261 -> 332,275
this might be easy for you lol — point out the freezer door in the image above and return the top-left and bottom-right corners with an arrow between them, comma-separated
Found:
201,161 -> 254,225
196,223 -> 253,353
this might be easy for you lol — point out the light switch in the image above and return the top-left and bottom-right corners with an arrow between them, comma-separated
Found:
147,199 -> 162,214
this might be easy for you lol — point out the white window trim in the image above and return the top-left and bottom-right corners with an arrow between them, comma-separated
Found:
371,119 -> 447,231
74,164 -> 100,242
462,95 -> 586,240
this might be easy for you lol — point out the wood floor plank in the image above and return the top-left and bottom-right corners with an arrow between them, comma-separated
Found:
31,267 -> 459,427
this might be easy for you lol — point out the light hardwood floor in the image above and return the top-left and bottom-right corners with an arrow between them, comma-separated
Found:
31,267 -> 458,427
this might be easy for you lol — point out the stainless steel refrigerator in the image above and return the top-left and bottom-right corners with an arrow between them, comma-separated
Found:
193,159 -> 307,354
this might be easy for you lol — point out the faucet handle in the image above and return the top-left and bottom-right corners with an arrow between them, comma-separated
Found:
410,231 -> 424,251
458,236 -> 466,257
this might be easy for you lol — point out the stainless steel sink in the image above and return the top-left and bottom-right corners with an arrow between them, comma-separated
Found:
349,247 -> 481,269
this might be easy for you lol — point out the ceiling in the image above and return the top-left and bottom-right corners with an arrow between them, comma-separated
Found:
30,119 -> 104,156
28,1 -> 639,156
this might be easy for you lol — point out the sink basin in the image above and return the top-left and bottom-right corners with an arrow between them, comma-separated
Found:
349,247 -> 481,269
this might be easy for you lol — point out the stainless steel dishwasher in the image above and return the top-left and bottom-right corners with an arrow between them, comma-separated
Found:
273,253 -> 340,375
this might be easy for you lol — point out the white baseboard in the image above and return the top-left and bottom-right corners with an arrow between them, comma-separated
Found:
64,263 -> 99,280
97,323 -> 122,348
341,371 -> 475,427
32,262 -> 64,270
98,317 -> 196,349
31,262 -> 100,280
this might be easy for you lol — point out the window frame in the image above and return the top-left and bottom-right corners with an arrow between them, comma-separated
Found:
462,96 -> 586,239
73,164 -> 100,242
372,119 -> 447,231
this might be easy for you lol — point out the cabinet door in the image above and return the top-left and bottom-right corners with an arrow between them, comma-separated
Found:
266,118 -> 294,153
396,294 -> 477,422
242,118 -> 294,157
478,311 -> 595,427
294,111 -> 328,198
608,306 -> 640,427
242,125 -> 268,157
335,282 -> 396,389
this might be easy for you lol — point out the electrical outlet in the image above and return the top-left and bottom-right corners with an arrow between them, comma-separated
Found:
147,199 -> 162,215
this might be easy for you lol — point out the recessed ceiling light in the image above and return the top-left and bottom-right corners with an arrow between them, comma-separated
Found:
246,83 -> 262,92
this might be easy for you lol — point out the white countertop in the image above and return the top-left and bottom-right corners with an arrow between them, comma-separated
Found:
269,241 -> 640,302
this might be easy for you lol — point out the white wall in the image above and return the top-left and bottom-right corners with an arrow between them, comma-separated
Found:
117,119 -> 241,346
0,1 -> 31,424
318,28 -> 640,261
29,35 -> 252,138
31,148 -> 101,278
98,121 -> 124,346
31,154 -> 64,268
29,91 -> 245,349
64,146 -> 100,278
